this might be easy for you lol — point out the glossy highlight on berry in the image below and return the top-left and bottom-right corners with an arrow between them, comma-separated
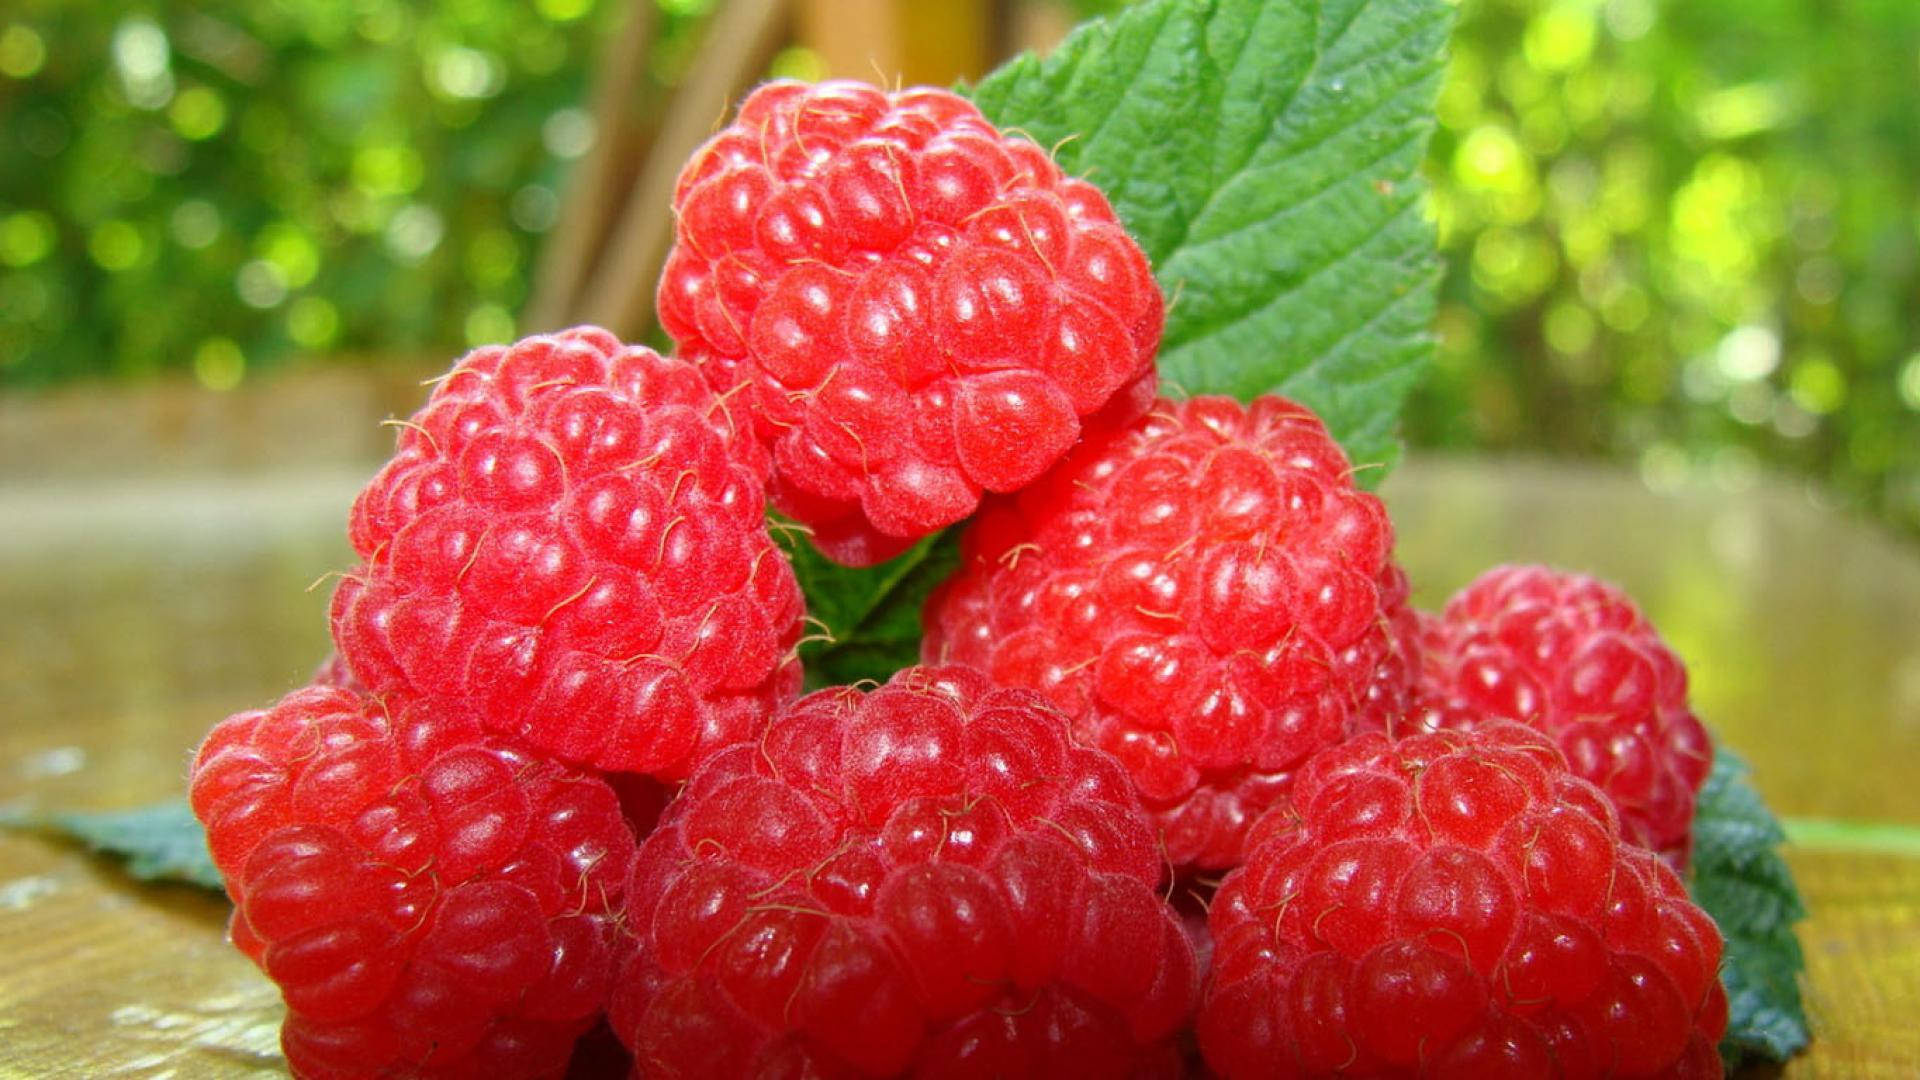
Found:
1369,564 -> 1714,866
660,80 -> 1165,565
611,664 -> 1198,1078
1202,723 -> 1727,1079
923,395 -> 1418,871
330,327 -> 805,780
189,686 -> 639,1079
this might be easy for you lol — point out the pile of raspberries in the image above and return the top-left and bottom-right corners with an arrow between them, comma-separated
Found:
191,81 -> 1726,1079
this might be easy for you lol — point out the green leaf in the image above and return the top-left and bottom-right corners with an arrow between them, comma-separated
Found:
970,0 -> 1452,477
789,0 -> 1453,672
1689,748 -> 1811,1067
1,799 -> 224,892
776,522 -> 962,690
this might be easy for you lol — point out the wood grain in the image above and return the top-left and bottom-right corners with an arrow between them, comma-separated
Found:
1781,848 -> 1920,1077
0,836 -> 281,1078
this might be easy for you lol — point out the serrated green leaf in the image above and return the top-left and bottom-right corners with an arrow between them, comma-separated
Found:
1,799 -> 224,892
776,522 -> 961,689
792,0 -> 1452,671
1688,748 -> 1810,1067
970,0 -> 1451,477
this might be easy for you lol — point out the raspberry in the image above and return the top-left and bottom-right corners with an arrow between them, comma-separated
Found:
330,327 -> 805,779
659,79 -> 1164,565
188,686 -> 639,1079
610,664 -> 1198,1077
1368,565 -> 1713,865
312,651 -> 361,691
1202,724 -> 1727,1079
922,395 -> 1415,870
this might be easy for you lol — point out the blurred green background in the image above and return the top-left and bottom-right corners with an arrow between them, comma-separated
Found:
1,0 -> 1916,538
1418,0 -> 1920,542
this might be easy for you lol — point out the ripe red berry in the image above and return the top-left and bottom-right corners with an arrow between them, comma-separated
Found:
189,686 -> 639,1079
1365,565 -> 1713,865
311,650 -> 360,691
922,395 -> 1416,870
611,664 -> 1198,1077
330,327 -> 804,780
659,79 -> 1164,565
1202,723 -> 1727,1079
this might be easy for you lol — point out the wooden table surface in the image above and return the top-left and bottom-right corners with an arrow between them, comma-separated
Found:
2,374 -> 1917,1077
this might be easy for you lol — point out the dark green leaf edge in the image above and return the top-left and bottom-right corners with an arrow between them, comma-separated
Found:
1689,748 -> 1811,1067
1,799 -> 224,892
967,0 -> 1454,478
803,0 -> 1458,675
776,519 -> 962,690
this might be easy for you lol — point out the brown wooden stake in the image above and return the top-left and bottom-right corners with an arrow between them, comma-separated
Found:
524,0 -> 661,333
577,0 -> 793,340
798,0 -> 900,80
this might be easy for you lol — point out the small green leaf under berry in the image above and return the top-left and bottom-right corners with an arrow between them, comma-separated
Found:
1689,747 -> 1812,1068
2,799 -> 223,891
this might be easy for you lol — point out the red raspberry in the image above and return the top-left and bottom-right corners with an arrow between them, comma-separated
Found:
189,686 -> 639,1079
312,651 -> 361,691
1202,724 -> 1727,1079
659,79 -> 1164,565
922,395 -> 1415,871
1367,565 -> 1713,866
610,664 -> 1198,1077
330,327 -> 804,780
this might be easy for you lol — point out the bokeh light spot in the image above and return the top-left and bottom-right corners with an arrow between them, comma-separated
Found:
168,85 -> 227,140
1715,325 -> 1780,383
431,47 -> 504,101
192,337 -> 245,391
536,0 -> 594,20
510,185 -> 559,232
1788,358 -> 1846,415
1696,82 -> 1802,142
1456,126 -> 1527,190
353,144 -> 424,197
1471,227 -> 1557,304
88,221 -> 144,271
287,297 -> 341,350
1523,6 -> 1596,74
0,211 -> 56,268
259,223 -> 320,288
770,47 -> 828,82
385,205 -> 444,263
1544,300 -> 1597,355
1604,0 -> 1656,40
1895,354 -> 1920,412
170,200 -> 221,249
112,17 -> 173,109
541,108 -> 596,158
464,303 -> 515,347
236,260 -> 288,308
0,24 -> 47,78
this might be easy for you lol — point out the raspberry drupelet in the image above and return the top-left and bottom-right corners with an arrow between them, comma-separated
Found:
659,79 -> 1165,565
1364,564 -> 1713,866
611,664 -> 1198,1078
330,327 -> 804,780
189,686 -> 639,1079
1202,723 -> 1727,1079
922,395 -> 1418,871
